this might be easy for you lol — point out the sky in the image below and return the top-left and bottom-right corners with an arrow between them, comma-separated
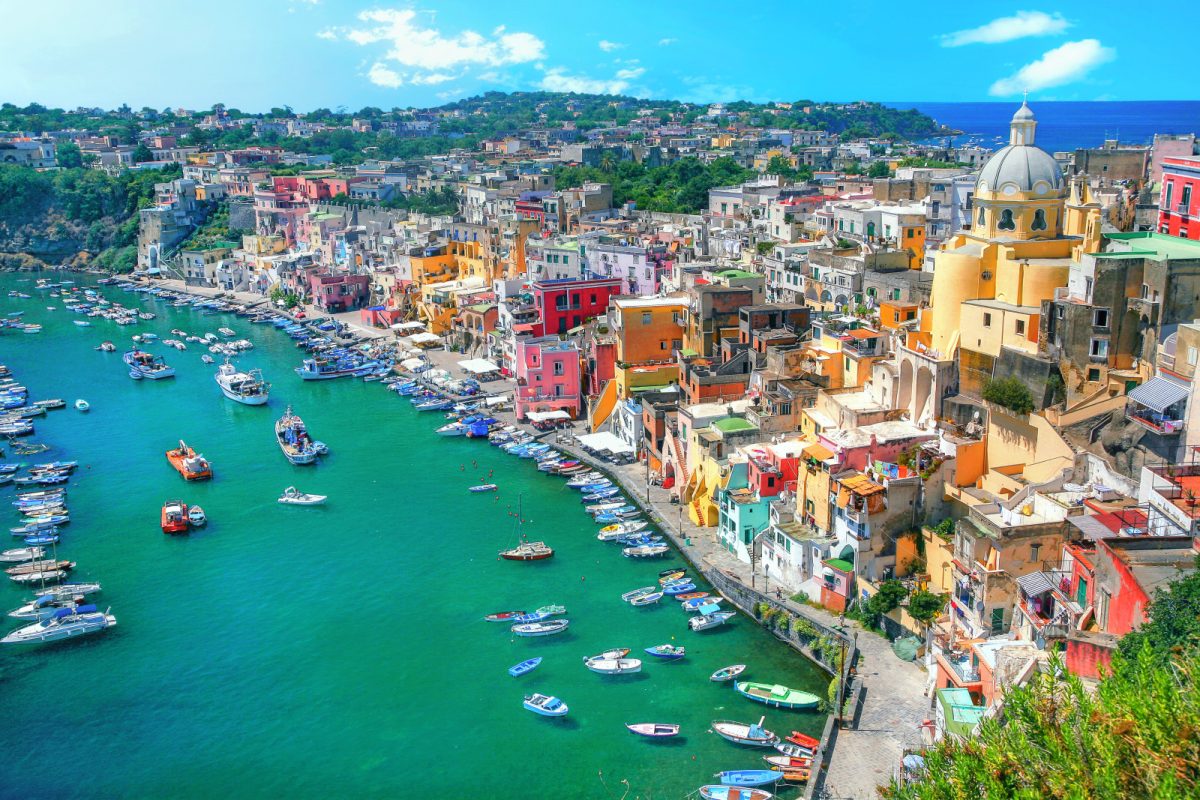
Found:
0,1 -> 1191,112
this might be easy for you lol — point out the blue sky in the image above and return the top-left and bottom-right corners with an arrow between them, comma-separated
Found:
0,2 -> 1188,112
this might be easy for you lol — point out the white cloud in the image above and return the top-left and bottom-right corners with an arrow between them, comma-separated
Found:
598,39 -> 625,52
316,28 -> 338,41
436,88 -> 463,100
940,11 -> 1070,47
539,67 -> 631,95
658,37 -> 677,46
343,9 -> 544,70
989,38 -> 1115,96
615,67 -> 645,81
366,62 -> 404,89
411,72 -> 457,85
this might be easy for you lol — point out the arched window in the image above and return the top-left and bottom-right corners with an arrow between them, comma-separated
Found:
977,206 -> 985,226
1032,209 -> 1048,231
998,209 -> 1016,231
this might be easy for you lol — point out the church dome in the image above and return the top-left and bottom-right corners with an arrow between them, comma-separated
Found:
975,102 -> 1065,196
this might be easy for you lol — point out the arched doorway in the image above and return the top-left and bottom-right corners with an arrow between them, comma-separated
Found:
914,365 -> 934,423
898,358 -> 913,412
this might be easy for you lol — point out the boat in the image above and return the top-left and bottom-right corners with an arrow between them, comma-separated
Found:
74,399 -> 89,412
663,581 -> 697,596
96,341 -> 116,352
630,591 -> 663,606
715,771 -> 784,788
698,785 -> 775,799
678,593 -> 711,605
644,644 -> 685,660
784,731 -> 820,749
201,354 -> 215,364
165,440 -> 213,481
499,540 -> 554,561
626,723 -> 680,738
773,741 -> 815,759
508,657 -> 543,677
659,569 -> 687,583
161,500 -> 190,534
123,349 -> 176,379
711,664 -> 748,682
0,546 -> 44,563
621,586 -> 656,602
522,693 -> 568,717
8,594 -> 87,621
187,505 -> 207,526
763,755 -> 812,770
484,610 -> 527,622
218,327 -> 236,338
586,648 -> 631,661
689,610 -> 736,631
6,559 -> 73,576
469,484 -> 498,493
1,605 -> 116,644
599,521 -> 650,537
215,360 -> 270,405
278,487 -> 327,506
734,682 -> 821,711
583,657 -> 642,674
295,357 -> 359,381
534,604 -> 566,617
711,717 -> 779,747
34,582 -> 100,602
73,320 -> 91,327
275,406 -> 320,465
9,569 -> 68,584
624,544 -> 670,559
510,619 -> 569,637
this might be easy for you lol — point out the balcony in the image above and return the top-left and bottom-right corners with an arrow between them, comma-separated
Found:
938,651 -> 982,685
1127,404 -> 1184,436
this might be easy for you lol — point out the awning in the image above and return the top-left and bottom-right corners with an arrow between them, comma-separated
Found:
401,358 -> 427,370
391,321 -> 426,331
458,358 -> 501,374
527,410 -> 570,422
803,442 -> 835,462
408,332 -> 441,344
1128,376 -> 1188,413
1016,571 -> 1057,597
576,431 -> 635,455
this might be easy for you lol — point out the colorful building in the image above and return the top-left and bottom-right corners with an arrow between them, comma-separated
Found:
532,277 -> 622,336
1157,156 -> 1200,240
515,336 -> 583,421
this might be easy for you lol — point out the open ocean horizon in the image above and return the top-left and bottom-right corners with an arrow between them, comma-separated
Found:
888,100 -> 1200,155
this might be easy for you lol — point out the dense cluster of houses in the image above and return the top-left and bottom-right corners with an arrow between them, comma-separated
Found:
10,98 -> 1200,740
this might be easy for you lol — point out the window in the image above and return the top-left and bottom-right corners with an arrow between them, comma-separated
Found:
1190,347 -> 1199,367
998,209 -> 1016,231
1091,338 -> 1109,358
1184,186 -> 1193,209
1093,309 -> 1109,327
1030,543 -> 1041,562
1032,209 -> 1047,231
1056,305 -> 1065,320
1015,319 -> 1026,336
977,206 -> 985,226
552,361 -> 564,376
983,312 -> 992,328
1164,182 -> 1174,209
641,312 -> 651,325
906,228 -> 916,238
1087,368 -> 1101,382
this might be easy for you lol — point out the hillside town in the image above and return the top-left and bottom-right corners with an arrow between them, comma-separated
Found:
5,93 -> 1200,791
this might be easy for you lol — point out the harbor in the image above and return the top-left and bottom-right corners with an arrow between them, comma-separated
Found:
0,272 -> 829,799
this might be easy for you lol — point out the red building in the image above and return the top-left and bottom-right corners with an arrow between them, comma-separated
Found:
532,277 -> 622,336
1159,156 -> 1200,240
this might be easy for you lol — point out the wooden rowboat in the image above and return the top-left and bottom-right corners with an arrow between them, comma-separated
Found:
626,722 -> 680,738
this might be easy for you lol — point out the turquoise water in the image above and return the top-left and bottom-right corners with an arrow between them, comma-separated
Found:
0,274 -> 828,799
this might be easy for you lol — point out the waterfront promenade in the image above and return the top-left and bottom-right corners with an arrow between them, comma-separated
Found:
142,277 -> 931,798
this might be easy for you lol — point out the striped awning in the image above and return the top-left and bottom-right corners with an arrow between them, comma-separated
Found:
1128,376 -> 1189,413
1016,571 -> 1056,597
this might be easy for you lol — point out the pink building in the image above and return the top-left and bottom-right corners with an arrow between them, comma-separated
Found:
515,336 -> 582,422
309,273 -> 370,312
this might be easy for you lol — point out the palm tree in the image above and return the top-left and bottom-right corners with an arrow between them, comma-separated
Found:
599,151 -> 616,173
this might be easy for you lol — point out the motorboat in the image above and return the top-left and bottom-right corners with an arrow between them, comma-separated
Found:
508,657 -> 543,677
96,341 -> 116,352
583,657 -> 642,675
711,717 -> 779,747
678,594 -> 713,608
469,484 -> 498,493
711,664 -> 748,682
714,771 -> 784,788
522,693 -> 568,717
586,648 -> 631,661
644,644 -> 686,660
689,610 -> 736,631
74,399 -> 89,412
1,605 -> 116,644
188,506 -> 206,526
295,357 -> 359,381
278,487 -> 327,506
510,619 -> 569,637
215,360 -> 270,405
123,349 -> 175,379
734,682 -> 821,710
161,500 -> 190,534
8,593 -> 87,621
165,440 -> 212,481
499,540 -> 554,561
698,784 -> 775,799
626,723 -> 680,738
785,731 -> 820,750
275,406 -> 320,465
9,569 -> 68,585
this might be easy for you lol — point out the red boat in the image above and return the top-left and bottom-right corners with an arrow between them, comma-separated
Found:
786,731 -> 820,750
161,500 -> 190,534
484,610 -> 528,622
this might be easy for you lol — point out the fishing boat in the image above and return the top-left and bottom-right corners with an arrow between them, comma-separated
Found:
711,717 -> 779,747
278,487 -> 327,505
484,610 -> 527,623
510,619 -> 569,637
644,644 -> 685,660
1,605 -> 116,644
522,693 -> 568,717
699,783 -> 776,799
188,506 -> 206,526
677,592 -> 711,605
161,500 -> 190,534
689,610 -> 736,631
763,755 -> 812,770
659,569 -> 687,583
74,399 -> 89,412
734,682 -> 821,711
773,741 -> 815,759
630,591 -> 663,606
508,657 -> 543,677
663,581 -> 697,596
165,440 -> 212,481
586,648 -> 631,661
711,664 -> 748,682
295,357 -> 359,381
583,657 -> 642,675
715,771 -> 784,788
469,484 -> 498,492
499,540 -> 554,561
626,723 -> 680,738
275,406 -> 320,465
621,586 -> 656,602
123,349 -> 176,379
599,521 -> 650,537
215,360 -> 270,405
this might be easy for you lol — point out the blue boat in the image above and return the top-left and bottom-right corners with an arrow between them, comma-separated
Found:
663,582 -> 697,596
682,596 -> 717,612
644,644 -> 686,660
23,533 -> 60,545
574,481 -> 612,492
582,489 -> 621,502
509,611 -> 551,624
508,657 -> 543,677
716,770 -> 784,788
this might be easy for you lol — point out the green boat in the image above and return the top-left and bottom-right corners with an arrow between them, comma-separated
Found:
734,681 -> 821,710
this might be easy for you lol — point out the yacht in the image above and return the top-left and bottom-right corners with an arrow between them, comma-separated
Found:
215,360 -> 270,405
1,605 -> 116,644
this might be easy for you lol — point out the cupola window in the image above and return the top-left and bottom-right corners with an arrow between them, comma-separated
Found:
1032,209 -> 1047,231
998,209 -> 1016,231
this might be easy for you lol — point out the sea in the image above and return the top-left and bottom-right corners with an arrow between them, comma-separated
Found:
891,100 -> 1200,155
0,273 -> 828,799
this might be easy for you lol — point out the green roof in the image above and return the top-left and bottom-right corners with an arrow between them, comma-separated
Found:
712,417 -> 756,434
716,269 -> 759,279
630,383 -> 672,392
467,303 -> 493,312
824,558 -> 854,573
1100,232 -> 1200,261
680,348 -> 699,357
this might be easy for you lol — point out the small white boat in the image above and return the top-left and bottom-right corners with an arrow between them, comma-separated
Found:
523,693 -> 568,717
188,505 -> 207,526
73,320 -> 91,327
1,605 -> 116,644
278,487 -> 326,506
469,484 -> 498,493
0,547 -> 45,563
74,399 -> 89,412
584,657 -> 642,675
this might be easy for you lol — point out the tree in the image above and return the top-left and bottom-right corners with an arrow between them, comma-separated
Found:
864,580 -> 909,624
867,161 -> 891,178
907,591 -> 946,624
55,141 -> 83,169
983,376 -> 1034,416
1118,556 -> 1200,660
131,143 -> 153,164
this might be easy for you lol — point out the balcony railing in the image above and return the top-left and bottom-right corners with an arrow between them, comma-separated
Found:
1127,406 -> 1184,435
939,652 -> 981,684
